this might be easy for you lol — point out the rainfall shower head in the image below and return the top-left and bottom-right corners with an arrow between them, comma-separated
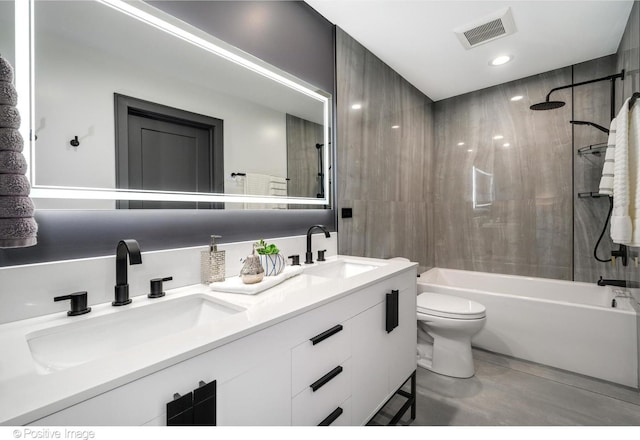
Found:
529,100 -> 566,111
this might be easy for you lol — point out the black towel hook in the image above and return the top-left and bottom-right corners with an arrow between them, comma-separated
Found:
70,136 -> 80,147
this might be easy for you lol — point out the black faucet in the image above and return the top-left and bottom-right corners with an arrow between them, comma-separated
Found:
113,239 -> 142,306
597,276 -> 640,288
305,225 -> 330,264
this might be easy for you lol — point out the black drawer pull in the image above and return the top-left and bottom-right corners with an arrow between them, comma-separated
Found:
386,289 -> 399,333
166,392 -> 193,426
310,366 -> 343,392
318,407 -> 343,426
310,324 -> 343,345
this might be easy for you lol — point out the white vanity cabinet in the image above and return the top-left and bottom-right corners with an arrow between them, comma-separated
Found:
28,266 -> 417,426
351,283 -> 417,424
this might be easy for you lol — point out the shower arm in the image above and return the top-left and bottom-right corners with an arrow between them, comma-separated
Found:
546,70 -> 624,119
545,70 -> 624,102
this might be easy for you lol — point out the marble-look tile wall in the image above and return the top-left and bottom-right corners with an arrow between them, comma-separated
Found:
336,28 -> 434,270
433,69 -> 574,279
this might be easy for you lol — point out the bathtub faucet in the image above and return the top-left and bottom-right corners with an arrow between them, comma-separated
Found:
611,245 -> 628,266
597,277 -> 640,288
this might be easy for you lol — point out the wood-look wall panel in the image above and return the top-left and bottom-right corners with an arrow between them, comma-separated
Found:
433,68 -> 573,279
336,28 -> 433,270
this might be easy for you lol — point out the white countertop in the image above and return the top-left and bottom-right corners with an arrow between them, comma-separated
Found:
0,255 -> 416,425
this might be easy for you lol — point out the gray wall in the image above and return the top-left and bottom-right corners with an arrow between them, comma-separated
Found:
286,114 -> 324,200
433,67 -> 574,279
336,29 -> 434,270
148,1 -> 335,94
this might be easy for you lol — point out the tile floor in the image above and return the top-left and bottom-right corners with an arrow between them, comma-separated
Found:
370,349 -> 640,426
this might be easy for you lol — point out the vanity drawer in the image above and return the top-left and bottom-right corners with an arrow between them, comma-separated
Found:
291,358 -> 351,425
291,320 -> 351,396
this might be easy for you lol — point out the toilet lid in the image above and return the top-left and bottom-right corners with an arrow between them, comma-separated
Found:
417,292 -> 486,319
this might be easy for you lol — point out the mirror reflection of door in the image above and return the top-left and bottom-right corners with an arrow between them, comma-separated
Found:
115,94 -> 224,209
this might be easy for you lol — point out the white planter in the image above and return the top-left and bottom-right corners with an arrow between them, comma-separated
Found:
258,254 -> 286,276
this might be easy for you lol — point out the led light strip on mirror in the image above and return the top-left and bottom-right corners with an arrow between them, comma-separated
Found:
17,0 -> 331,206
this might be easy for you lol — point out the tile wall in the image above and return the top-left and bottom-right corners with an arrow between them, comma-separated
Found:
336,29 -> 434,271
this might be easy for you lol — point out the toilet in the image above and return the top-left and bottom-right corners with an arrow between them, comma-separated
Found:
416,292 -> 486,378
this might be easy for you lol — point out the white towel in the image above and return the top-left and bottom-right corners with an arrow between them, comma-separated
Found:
244,173 -> 273,209
611,98 -> 633,244
244,173 -> 272,197
209,265 -> 303,295
630,103 -> 640,246
598,119 -> 617,195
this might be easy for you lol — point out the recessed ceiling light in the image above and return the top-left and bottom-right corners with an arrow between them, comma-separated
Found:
457,142 -> 465,146
493,135 -> 504,140
510,95 -> 523,101
351,103 -> 362,110
467,149 -> 473,153
503,143 -> 510,147
392,125 -> 400,129
490,55 -> 512,66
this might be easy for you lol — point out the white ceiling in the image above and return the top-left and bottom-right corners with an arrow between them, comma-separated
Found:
305,0 -> 634,101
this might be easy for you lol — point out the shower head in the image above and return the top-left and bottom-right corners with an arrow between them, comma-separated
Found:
529,100 -> 566,111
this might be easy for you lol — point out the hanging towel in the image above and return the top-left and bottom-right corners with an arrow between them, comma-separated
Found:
611,98 -> 633,244
630,103 -> 640,246
269,177 -> 287,209
243,173 -> 288,209
268,178 -> 288,197
243,173 -> 271,209
598,119 -> 617,195
244,173 -> 272,197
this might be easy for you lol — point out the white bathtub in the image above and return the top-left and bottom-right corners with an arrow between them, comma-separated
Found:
417,268 -> 639,388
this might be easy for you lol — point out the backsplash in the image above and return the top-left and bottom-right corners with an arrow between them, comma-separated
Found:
0,233 -> 337,325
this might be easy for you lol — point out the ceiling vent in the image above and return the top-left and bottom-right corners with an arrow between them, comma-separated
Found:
454,8 -> 516,50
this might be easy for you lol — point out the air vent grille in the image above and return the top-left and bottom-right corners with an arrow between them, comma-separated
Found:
463,18 -> 506,47
454,8 -> 516,50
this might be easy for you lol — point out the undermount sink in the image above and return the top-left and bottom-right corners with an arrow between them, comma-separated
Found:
26,294 -> 244,374
302,259 -> 382,279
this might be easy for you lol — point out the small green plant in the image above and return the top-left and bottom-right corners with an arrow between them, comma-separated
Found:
255,239 -> 280,255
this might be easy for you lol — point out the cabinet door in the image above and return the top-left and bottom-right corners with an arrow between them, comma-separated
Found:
350,301 -> 388,425
388,286 -> 417,391
350,285 -> 417,425
217,348 -> 291,426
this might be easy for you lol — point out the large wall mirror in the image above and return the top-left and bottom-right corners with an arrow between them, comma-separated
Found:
19,0 -> 332,210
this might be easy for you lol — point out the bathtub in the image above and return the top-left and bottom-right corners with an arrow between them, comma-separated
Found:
417,268 -> 639,388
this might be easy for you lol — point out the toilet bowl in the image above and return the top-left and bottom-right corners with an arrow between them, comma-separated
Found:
416,292 -> 486,378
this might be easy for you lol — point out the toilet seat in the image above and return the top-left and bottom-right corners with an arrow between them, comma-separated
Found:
417,292 -> 486,320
